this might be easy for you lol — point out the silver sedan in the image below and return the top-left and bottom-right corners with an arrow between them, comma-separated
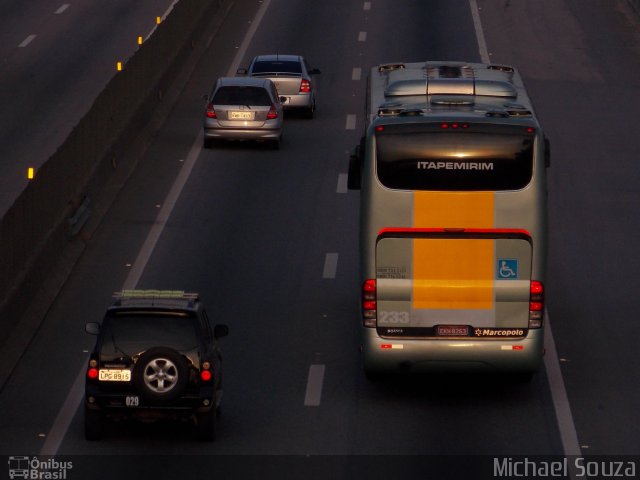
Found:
237,54 -> 321,118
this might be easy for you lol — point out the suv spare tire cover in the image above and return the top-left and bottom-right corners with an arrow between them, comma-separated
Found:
133,347 -> 189,403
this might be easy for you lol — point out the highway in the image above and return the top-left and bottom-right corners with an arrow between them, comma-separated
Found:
0,0 -> 179,213
1,0 -> 639,478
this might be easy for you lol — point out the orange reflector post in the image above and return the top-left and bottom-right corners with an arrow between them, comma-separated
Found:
156,16 -> 161,24
137,36 -> 143,45
27,167 -> 35,180
116,61 -> 122,71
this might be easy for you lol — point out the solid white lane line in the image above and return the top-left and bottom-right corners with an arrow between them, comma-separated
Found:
468,0 -> 579,456
363,1 -> 371,11
39,364 -> 85,455
54,4 -> 70,14
544,315 -> 582,456
352,67 -> 362,81
121,133 -> 203,290
358,31 -> 367,42
336,173 -> 348,194
345,114 -> 356,130
19,35 -> 36,48
323,253 -> 339,279
39,0 -> 273,456
226,0 -> 271,75
468,0 -> 490,63
304,364 -> 326,406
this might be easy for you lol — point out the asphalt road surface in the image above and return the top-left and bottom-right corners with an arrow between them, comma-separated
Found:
1,0 -> 639,478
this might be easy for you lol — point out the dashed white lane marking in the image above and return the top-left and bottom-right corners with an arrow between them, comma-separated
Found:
54,4 -> 70,14
352,67 -> 362,81
358,31 -> 367,42
304,364 -> 326,406
345,114 -> 356,130
363,1 -> 371,11
19,35 -> 36,47
336,173 -> 348,194
323,253 -> 339,279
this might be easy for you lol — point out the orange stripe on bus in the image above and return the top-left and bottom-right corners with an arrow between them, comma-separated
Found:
412,192 -> 495,310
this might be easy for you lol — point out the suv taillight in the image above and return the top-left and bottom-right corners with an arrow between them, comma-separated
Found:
299,79 -> 311,93
529,280 -> 544,328
205,103 -> 216,119
267,105 -> 278,119
200,361 -> 213,382
362,279 -> 376,327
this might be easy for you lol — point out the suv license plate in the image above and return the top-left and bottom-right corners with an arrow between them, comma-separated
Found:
99,369 -> 131,382
229,111 -> 254,120
436,325 -> 469,336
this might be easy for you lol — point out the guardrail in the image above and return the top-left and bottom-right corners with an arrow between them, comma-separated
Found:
0,0 -> 227,343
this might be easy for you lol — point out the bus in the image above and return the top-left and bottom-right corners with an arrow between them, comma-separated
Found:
348,61 -> 549,378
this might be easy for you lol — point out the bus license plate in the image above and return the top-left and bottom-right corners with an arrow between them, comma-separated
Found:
436,325 -> 469,336
99,369 -> 131,382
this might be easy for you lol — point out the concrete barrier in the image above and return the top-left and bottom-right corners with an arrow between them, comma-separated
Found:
0,0 -> 228,342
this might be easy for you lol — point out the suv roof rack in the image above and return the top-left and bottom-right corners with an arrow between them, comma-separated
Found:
111,290 -> 200,309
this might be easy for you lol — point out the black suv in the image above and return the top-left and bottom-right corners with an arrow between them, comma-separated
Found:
84,290 -> 228,441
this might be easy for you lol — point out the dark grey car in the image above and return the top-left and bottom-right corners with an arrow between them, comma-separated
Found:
203,77 -> 283,149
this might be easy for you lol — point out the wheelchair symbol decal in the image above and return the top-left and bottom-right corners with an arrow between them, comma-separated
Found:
497,259 -> 518,279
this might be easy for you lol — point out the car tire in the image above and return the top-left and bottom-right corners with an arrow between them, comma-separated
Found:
304,102 -> 315,119
133,347 -> 189,403
84,406 -> 104,441
270,136 -> 281,150
203,137 -> 212,149
195,409 -> 216,442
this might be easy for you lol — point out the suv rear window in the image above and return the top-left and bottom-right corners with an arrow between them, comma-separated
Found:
212,86 -> 272,106
252,60 -> 302,75
375,123 -> 534,191
101,314 -> 199,355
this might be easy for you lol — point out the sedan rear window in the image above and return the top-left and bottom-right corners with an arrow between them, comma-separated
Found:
212,86 -> 272,106
252,61 -> 302,75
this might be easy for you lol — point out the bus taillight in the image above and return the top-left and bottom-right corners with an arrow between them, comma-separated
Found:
529,280 -> 544,328
362,279 -> 377,327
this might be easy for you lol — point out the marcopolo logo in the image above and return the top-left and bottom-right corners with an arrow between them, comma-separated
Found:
8,456 -> 72,479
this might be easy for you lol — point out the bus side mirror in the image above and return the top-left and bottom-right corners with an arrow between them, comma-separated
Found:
348,138 -> 365,190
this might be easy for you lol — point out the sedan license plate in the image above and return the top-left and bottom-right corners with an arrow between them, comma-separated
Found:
436,325 -> 469,336
229,111 -> 254,120
99,369 -> 131,382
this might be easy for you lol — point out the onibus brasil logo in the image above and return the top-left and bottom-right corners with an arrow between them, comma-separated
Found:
8,456 -> 72,479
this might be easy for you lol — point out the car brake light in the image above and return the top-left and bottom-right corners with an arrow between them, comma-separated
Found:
87,367 -> 99,379
205,103 -> 216,119
299,79 -> 311,93
362,279 -> 376,327
529,280 -> 544,328
267,105 -> 278,119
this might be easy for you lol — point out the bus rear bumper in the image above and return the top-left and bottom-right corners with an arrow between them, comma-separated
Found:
361,327 -> 544,375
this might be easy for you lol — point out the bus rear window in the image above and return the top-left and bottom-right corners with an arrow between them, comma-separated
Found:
375,124 -> 534,191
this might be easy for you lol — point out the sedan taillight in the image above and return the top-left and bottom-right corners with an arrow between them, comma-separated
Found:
267,105 -> 278,119
299,79 -> 311,93
205,103 -> 216,118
